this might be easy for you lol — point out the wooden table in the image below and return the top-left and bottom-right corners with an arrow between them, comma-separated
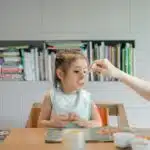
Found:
0,128 -> 118,150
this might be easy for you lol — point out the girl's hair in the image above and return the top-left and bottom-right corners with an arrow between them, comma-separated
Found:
54,50 -> 87,88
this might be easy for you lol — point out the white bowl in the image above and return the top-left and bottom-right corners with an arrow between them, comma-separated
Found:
131,137 -> 150,150
113,132 -> 135,148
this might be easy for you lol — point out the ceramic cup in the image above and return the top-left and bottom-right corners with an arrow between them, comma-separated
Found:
62,129 -> 85,150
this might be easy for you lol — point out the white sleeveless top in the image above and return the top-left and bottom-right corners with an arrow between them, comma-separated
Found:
50,88 -> 93,128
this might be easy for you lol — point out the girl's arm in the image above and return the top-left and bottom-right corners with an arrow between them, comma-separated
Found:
86,102 -> 102,127
37,91 -> 69,128
37,91 -> 53,128
72,102 -> 102,128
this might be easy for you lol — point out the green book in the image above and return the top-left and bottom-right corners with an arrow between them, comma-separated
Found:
124,46 -> 128,73
20,49 -> 25,69
128,46 -> 132,75
121,48 -> 125,72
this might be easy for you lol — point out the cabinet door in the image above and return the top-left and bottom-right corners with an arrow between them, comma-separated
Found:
42,0 -> 130,36
131,0 -> 150,34
0,0 -> 41,40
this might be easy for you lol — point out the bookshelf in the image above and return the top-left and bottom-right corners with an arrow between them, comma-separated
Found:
0,40 -> 135,82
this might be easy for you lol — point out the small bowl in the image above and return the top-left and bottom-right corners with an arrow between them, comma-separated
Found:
131,137 -> 150,150
113,132 -> 135,148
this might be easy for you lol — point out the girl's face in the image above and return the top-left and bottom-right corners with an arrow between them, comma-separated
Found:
57,58 -> 88,93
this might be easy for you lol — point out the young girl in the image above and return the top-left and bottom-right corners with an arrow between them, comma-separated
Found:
38,50 -> 102,128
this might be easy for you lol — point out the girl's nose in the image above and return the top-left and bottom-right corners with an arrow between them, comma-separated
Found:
80,71 -> 86,78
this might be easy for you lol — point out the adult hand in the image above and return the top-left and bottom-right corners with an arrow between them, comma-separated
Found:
91,59 -> 122,79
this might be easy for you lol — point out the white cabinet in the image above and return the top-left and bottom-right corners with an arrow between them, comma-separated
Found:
0,0 -> 131,39
0,0 -> 41,40
131,0 -> 150,34
41,0 -> 130,36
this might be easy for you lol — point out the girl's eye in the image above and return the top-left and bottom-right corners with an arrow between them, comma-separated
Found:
84,70 -> 87,74
74,70 -> 80,73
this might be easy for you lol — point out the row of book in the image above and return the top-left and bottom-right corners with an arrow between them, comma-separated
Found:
0,41 -> 135,81
0,46 -> 25,81
86,41 -> 135,81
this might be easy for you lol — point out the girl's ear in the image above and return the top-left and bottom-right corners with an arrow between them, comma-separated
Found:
56,68 -> 64,80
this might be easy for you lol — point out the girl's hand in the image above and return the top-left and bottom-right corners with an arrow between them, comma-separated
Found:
50,113 -> 69,128
72,120 -> 88,128
72,117 -> 89,128
68,112 -> 79,121
68,113 -> 88,127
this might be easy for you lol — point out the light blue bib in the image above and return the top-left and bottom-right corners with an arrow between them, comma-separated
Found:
50,88 -> 92,128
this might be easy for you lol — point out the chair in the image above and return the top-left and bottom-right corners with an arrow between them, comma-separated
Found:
25,102 -> 41,128
25,101 -> 129,128
96,101 -> 129,128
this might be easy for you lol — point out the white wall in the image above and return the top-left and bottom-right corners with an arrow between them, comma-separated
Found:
0,0 -> 150,128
